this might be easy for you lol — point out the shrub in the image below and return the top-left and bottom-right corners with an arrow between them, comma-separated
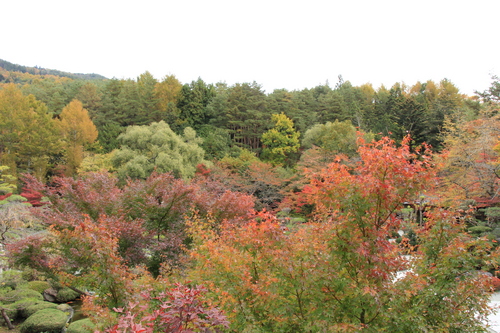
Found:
485,207 -> 500,223
3,297 -> 42,320
0,286 -> 13,296
21,301 -> 59,318
2,289 -> 42,304
56,287 -> 80,302
468,225 -> 493,236
67,318 -> 95,333
19,308 -> 68,333
26,281 -> 51,294
0,270 -> 25,289
21,268 -> 44,282
0,303 -> 18,321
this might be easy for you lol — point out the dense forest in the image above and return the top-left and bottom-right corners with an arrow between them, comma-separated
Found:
1,58 -> 500,332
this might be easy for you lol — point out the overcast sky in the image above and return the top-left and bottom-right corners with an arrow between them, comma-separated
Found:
3,0 -> 499,95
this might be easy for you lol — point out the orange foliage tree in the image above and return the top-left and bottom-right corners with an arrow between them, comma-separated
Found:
7,216 -> 136,308
188,136 -> 498,332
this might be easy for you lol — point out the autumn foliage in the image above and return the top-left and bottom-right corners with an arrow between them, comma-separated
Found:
102,284 -> 229,333
3,133 -> 500,332
187,136 -> 498,332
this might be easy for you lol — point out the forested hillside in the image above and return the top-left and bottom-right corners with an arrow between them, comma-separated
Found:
0,59 -> 107,81
1,59 -> 500,332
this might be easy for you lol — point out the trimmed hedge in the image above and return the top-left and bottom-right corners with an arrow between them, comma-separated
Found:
19,308 -> 68,333
67,318 -> 95,333
2,289 -> 43,304
0,270 -> 25,289
5,297 -> 41,319
21,301 -> 59,318
26,281 -> 51,294
57,287 -> 80,302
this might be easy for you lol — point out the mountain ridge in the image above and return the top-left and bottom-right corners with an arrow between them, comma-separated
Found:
0,58 -> 107,81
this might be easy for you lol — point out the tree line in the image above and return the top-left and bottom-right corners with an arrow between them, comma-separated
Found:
0,60 -> 486,181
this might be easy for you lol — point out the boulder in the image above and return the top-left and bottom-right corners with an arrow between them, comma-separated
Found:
43,287 -> 58,303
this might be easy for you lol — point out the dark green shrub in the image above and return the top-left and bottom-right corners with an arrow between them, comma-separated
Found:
19,308 -> 68,333
406,229 -> 419,247
26,281 -> 51,294
485,207 -> 500,223
21,301 -> 59,318
67,318 -> 95,333
468,225 -> 493,236
56,287 -> 80,302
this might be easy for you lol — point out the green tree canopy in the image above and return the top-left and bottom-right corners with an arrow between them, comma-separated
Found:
302,119 -> 361,157
261,113 -> 300,166
0,165 -> 16,195
209,82 -> 269,151
112,121 -> 208,179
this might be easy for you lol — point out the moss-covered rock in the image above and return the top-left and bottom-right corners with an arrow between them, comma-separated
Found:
21,301 -> 59,318
26,281 -> 51,294
67,318 -> 95,333
56,303 -> 73,312
19,308 -> 68,333
56,303 -> 74,321
2,289 -> 43,304
56,287 -> 80,302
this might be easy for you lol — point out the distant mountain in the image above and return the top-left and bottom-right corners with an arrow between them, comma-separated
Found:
0,59 -> 107,80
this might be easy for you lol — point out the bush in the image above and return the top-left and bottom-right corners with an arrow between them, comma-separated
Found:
485,207 -> 500,223
26,281 -> 51,294
21,268 -> 44,282
468,225 -> 493,236
491,227 -> 500,237
2,289 -> 43,304
0,270 -> 25,289
4,297 -> 42,319
19,308 -> 68,333
0,303 -> 18,321
21,301 -> 59,318
56,287 -> 80,302
67,318 -> 95,333
0,286 -> 13,296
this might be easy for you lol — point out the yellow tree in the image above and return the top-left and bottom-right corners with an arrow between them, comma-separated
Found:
438,109 -> 500,205
261,113 -> 300,166
58,99 -> 98,176
0,84 -> 61,179
155,75 -> 182,110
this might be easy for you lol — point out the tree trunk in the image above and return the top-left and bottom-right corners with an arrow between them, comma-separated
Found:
1,308 -> 14,330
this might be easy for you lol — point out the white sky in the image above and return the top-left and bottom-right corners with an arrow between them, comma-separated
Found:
3,0 -> 499,95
